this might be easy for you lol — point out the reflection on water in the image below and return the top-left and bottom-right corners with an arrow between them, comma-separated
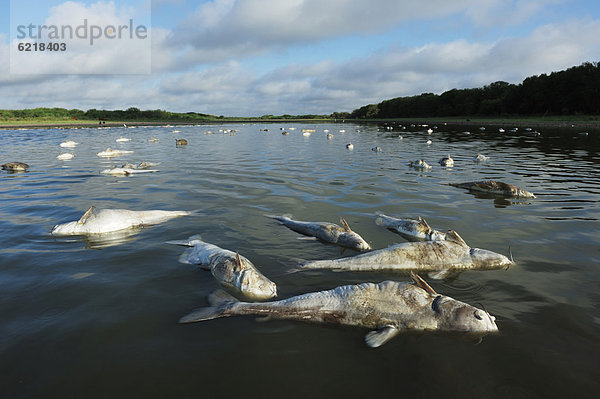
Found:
0,122 -> 599,398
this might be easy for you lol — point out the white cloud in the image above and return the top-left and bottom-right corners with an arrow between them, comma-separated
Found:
10,1 -> 151,75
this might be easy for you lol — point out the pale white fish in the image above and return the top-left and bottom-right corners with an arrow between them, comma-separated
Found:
300,230 -> 513,280
116,137 -> 130,142
97,148 -> 134,157
57,153 -> 74,160
267,215 -> 371,251
180,274 -> 498,348
166,235 -> 277,301
51,206 -> 190,235
375,213 -> 446,241
60,140 -> 78,148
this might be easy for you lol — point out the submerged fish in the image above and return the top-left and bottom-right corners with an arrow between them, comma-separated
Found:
449,180 -> 536,199
375,213 -> 446,241
267,215 -> 371,251
51,206 -> 190,235
300,230 -> 513,280
2,162 -> 29,171
167,235 -> 277,301
180,274 -> 498,348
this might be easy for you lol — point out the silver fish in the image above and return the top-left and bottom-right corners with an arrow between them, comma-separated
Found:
375,213 -> 446,241
267,215 -> 371,251
51,206 -> 190,235
180,274 -> 498,348
300,230 -> 513,280
167,235 -> 277,301
449,180 -> 536,198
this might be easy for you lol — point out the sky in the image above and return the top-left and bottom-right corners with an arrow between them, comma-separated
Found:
1,0 -> 600,116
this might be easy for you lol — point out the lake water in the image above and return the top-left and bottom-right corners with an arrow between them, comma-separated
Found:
1,122 -> 599,398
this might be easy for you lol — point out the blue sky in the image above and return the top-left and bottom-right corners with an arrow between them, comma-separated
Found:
1,0 -> 600,116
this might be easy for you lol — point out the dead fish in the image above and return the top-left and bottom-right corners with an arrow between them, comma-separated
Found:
439,154 -> 454,167
2,162 -> 29,171
267,215 -> 371,251
60,140 -> 78,148
179,274 -> 498,348
101,167 -> 159,176
166,235 -> 277,301
449,180 -> 536,199
474,154 -> 489,163
97,148 -> 134,157
408,159 -> 431,169
176,139 -> 188,146
299,230 -> 513,280
375,213 -> 446,241
51,206 -> 190,235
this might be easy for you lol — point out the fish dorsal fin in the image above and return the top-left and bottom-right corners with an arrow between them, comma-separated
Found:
340,218 -> 351,232
417,216 -> 432,232
411,272 -> 437,296
445,230 -> 468,247
78,206 -> 96,224
235,252 -> 243,269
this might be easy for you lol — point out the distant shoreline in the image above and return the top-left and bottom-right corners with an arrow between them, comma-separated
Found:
1,117 -> 599,130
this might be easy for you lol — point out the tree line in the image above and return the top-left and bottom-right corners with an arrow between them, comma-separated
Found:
0,107 -> 216,122
348,61 -> 600,119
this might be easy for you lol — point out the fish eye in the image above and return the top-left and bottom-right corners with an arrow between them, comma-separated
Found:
474,311 -> 483,320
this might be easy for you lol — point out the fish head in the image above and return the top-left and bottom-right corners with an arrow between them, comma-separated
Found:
470,248 -> 514,270
238,268 -> 277,301
338,232 -> 371,251
431,294 -> 498,333
232,256 -> 277,301
51,221 -> 80,236
516,188 -> 536,198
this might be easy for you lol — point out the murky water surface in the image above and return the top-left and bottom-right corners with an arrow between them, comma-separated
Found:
1,123 -> 599,398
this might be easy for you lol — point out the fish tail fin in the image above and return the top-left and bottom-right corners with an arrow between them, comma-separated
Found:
165,234 -> 203,247
179,306 -> 228,323
179,290 -> 239,323
271,256 -> 307,275
265,214 -> 292,221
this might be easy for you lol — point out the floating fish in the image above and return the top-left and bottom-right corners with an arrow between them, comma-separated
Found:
101,167 -> 158,176
180,274 -> 498,348
97,148 -> 134,157
267,215 -> 371,251
60,140 -> 78,148
167,236 -> 277,300
1,162 -> 29,171
299,230 -> 513,280
439,155 -> 454,167
116,137 -> 130,142
474,154 -> 489,163
408,159 -> 431,169
57,153 -> 74,160
375,213 -> 446,241
51,206 -> 190,235
449,180 -> 536,199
